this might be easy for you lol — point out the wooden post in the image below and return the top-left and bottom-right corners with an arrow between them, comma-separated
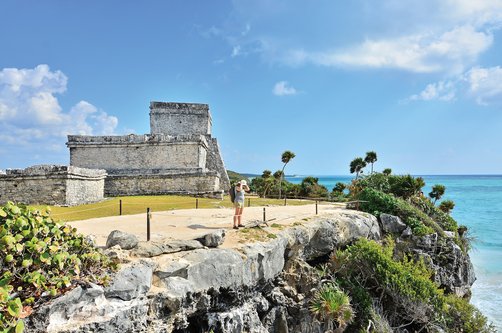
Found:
147,208 -> 151,241
196,198 -> 199,209
315,200 -> 318,215
119,199 -> 122,216
284,196 -> 287,206
247,198 -> 250,207
263,207 -> 266,222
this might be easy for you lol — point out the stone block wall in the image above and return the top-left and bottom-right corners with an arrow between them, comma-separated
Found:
205,137 -> 230,190
149,102 -> 212,136
67,134 -> 209,172
0,165 -> 107,206
104,170 -> 221,197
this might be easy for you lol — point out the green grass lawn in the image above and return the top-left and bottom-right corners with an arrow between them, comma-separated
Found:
30,195 -> 313,222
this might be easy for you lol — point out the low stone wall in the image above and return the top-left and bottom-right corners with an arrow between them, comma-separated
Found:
0,165 -> 107,206
104,170 -> 222,197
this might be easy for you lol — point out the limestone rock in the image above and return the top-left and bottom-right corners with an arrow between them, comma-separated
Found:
103,245 -> 131,263
380,213 -> 407,234
195,229 -> 226,247
299,212 -> 381,260
24,282 -> 150,333
104,261 -> 153,301
106,230 -> 139,250
401,226 -> 413,238
407,233 -> 476,297
132,238 -> 203,257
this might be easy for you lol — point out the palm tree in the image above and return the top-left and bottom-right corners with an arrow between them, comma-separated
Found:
262,170 -> 272,178
439,200 -> 455,214
414,177 -> 426,196
260,170 -> 273,198
279,150 -> 295,199
382,168 -> 392,176
332,182 -> 347,194
349,157 -> 366,179
364,151 -> 377,173
429,184 -> 446,204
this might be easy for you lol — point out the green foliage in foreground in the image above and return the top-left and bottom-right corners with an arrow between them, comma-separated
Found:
0,203 -> 117,332
333,238 -> 495,332
357,188 -> 441,236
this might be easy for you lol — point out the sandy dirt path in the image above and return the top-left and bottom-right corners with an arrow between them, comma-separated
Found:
69,202 -> 347,249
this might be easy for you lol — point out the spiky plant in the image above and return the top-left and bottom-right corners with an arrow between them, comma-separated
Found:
310,283 -> 354,331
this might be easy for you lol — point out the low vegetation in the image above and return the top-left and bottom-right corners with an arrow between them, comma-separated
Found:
0,202 -> 117,332
307,151 -> 494,332
329,238 -> 495,332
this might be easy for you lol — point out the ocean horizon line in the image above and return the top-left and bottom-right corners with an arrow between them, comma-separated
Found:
241,173 -> 502,178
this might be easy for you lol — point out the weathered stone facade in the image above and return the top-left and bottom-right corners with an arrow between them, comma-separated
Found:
67,102 -> 230,197
0,165 -> 106,206
150,102 -> 212,136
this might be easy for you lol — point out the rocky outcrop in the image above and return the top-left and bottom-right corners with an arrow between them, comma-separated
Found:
400,233 -> 476,297
24,210 -> 476,332
24,210 -> 379,332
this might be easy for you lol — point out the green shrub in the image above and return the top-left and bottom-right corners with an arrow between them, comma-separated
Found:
334,239 -> 442,310
300,177 -> 329,198
354,173 -> 390,193
444,295 -> 496,333
357,188 -> 439,236
332,239 -> 495,332
0,202 -> 117,331
411,196 -> 458,232
388,174 -> 424,199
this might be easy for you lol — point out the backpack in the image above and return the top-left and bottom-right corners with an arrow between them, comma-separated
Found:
229,186 -> 236,203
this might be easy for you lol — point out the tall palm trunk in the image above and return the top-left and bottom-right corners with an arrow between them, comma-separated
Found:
279,163 -> 287,199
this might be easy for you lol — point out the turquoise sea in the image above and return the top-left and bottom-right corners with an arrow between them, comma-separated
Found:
286,175 -> 502,329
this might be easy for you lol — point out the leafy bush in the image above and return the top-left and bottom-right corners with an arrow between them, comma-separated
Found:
357,188 -> 439,236
410,196 -> 458,232
388,175 -> 424,199
332,239 -> 495,332
0,202 -> 117,332
299,177 -> 329,198
444,294 -> 496,333
355,173 -> 390,193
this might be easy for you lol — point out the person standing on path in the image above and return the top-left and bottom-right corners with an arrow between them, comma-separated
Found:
233,180 -> 250,229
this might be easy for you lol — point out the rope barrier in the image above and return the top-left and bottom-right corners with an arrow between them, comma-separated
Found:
123,200 -> 197,205
51,203 -> 118,216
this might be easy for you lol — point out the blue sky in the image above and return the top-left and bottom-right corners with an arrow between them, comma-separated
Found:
1,0 -> 502,175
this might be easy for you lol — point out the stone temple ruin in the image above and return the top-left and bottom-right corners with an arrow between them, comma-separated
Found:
0,102 -> 230,206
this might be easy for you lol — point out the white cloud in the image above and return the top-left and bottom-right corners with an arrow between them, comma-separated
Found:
273,81 -> 297,96
465,66 -> 502,104
223,1 -> 502,74
0,65 -> 118,159
409,66 -> 502,105
290,25 -> 492,74
442,0 -> 502,27
409,81 -> 457,101
231,45 -> 241,57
